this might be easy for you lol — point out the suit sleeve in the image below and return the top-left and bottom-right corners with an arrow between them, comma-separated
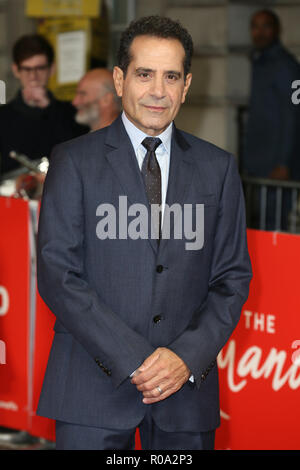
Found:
168,153 -> 252,389
37,143 -> 155,389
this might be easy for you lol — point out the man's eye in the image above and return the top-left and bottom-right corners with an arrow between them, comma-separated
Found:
167,74 -> 178,81
138,73 -> 150,79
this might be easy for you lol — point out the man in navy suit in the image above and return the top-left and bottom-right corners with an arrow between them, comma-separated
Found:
36,16 -> 252,450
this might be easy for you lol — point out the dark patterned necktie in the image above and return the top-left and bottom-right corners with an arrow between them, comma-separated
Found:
141,137 -> 162,241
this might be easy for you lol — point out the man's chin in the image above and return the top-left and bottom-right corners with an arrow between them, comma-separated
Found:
75,113 -> 90,126
139,116 -> 171,134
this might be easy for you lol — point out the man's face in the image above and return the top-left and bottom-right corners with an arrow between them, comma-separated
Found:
72,77 -> 101,126
251,12 -> 279,50
12,54 -> 53,88
113,35 -> 192,136
72,77 -> 101,110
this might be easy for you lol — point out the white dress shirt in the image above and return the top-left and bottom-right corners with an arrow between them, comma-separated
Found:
121,111 -> 194,384
121,111 -> 172,221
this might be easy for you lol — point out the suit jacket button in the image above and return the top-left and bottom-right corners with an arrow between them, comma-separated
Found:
107,370 -> 112,376
153,315 -> 162,323
156,265 -> 164,273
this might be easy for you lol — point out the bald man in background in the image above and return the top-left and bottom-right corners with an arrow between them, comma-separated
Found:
72,68 -> 121,131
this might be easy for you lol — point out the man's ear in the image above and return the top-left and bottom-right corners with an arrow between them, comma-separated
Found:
113,66 -> 124,98
11,63 -> 20,80
181,72 -> 192,104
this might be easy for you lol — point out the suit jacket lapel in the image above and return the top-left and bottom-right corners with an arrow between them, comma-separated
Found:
159,125 -> 194,254
104,116 -> 194,256
104,115 -> 158,255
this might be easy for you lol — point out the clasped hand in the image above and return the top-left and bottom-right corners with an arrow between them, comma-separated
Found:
130,347 -> 191,404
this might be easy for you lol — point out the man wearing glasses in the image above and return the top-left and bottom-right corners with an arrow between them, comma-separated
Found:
0,34 -> 87,176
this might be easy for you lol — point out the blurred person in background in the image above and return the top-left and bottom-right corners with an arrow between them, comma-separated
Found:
243,9 -> 300,180
0,34 -> 88,177
72,68 -> 121,132
242,10 -> 300,229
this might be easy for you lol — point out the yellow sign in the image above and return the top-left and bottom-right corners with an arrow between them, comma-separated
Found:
26,0 -> 101,18
38,17 -> 91,100
36,9 -> 109,101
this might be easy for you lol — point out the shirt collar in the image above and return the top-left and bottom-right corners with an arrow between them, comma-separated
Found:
121,111 -> 173,154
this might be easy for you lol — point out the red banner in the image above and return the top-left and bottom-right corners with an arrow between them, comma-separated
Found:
215,229 -> 300,450
0,197 -> 55,440
0,197 -> 30,430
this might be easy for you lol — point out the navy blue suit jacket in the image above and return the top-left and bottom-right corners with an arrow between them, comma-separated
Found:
36,115 -> 252,432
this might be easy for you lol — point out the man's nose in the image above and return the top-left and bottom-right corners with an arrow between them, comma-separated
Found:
150,76 -> 166,99
28,69 -> 39,80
